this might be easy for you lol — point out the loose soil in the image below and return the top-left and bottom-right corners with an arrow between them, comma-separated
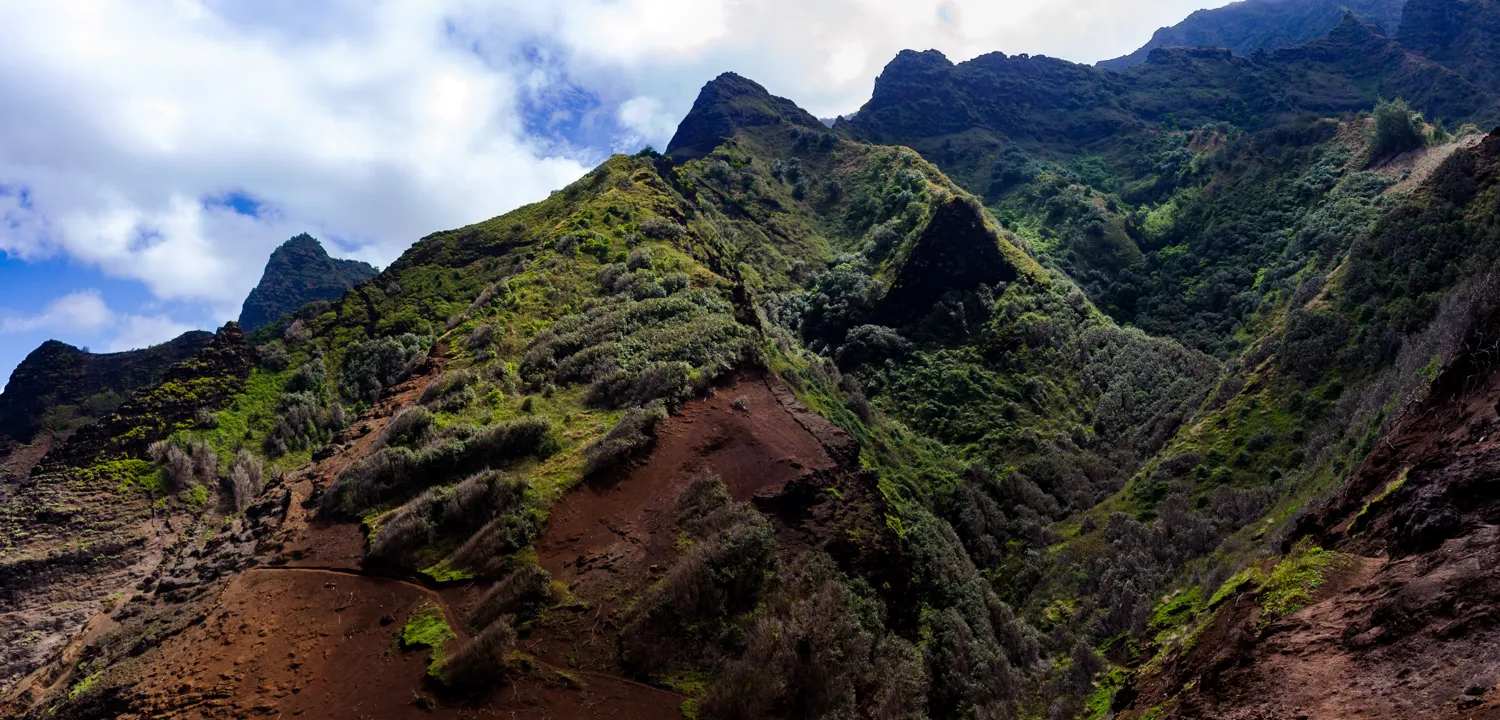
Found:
1123,329 -> 1500,719
10,364 -> 850,719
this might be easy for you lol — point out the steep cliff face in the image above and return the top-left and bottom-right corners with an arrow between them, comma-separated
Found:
1400,0 -> 1500,95
0,324 -> 255,698
664,72 -> 828,160
0,332 -> 213,447
237,233 -> 377,332
1099,0 -> 1408,71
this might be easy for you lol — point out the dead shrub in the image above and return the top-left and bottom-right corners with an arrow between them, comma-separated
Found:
581,403 -> 667,475
470,563 -> 552,629
441,616 -> 516,689
227,451 -> 265,511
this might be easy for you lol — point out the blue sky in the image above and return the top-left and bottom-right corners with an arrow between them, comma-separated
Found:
0,0 -> 1230,389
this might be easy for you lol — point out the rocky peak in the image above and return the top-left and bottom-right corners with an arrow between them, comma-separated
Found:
664,72 -> 826,160
237,234 -> 378,333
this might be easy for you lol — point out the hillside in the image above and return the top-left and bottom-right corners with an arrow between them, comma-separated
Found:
237,233 -> 379,333
0,331 -> 213,450
5,3 -> 1500,719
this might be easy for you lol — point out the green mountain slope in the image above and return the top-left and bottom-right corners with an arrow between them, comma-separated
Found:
10,8 -> 1500,719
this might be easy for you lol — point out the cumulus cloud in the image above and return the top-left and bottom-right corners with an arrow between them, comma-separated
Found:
0,290 -> 114,335
106,314 -> 200,353
0,288 -> 193,352
0,0 -> 1229,327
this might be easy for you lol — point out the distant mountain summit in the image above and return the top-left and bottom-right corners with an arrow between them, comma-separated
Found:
1099,0 -> 1406,71
237,234 -> 377,332
665,72 -> 827,160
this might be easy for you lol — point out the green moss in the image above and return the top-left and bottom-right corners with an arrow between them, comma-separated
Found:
1261,542 -> 1351,621
184,484 -> 209,507
402,601 -> 458,678
1208,566 -> 1266,607
80,458 -> 161,496
67,671 -> 102,700
1083,666 -> 1128,719
419,559 -> 477,584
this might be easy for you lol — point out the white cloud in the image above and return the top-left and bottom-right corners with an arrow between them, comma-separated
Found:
0,290 -> 114,334
106,314 -> 200,353
0,0 -> 1232,327
0,288 -> 196,352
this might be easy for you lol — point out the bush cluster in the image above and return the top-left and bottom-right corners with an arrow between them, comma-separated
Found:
618,474 -> 775,675
581,403 -> 668,475
367,470 -> 528,568
699,554 -> 928,720
322,416 -> 555,517
522,289 -> 749,410
340,333 -> 429,404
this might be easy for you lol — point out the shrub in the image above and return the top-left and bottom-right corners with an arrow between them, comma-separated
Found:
619,475 -> 775,675
340,334 -> 429,403
284,357 -> 327,396
626,246 -> 654,271
675,472 -> 758,538
149,440 -> 194,493
324,418 -> 554,517
581,403 -> 668,475
259,341 -> 291,371
187,440 -> 217,486
227,451 -> 265,511
584,361 -> 693,409
835,325 -> 911,369
284,319 -> 310,343
698,554 -> 928,720
419,370 -> 477,407
266,391 -> 345,456
639,217 -> 687,241
441,616 -> 516,689
467,323 -> 496,351
801,266 -> 880,347
470,563 -> 553,629
367,470 -> 527,566
1371,98 -> 1426,155
194,408 -> 219,429
375,406 -> 434,450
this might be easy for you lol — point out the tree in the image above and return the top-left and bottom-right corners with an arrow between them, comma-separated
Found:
1371,98 -> 1426,155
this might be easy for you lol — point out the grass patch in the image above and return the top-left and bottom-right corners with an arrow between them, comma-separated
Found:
68,670 -> 102,700
1260,542 -> 1351,621
402,601 -> 458,678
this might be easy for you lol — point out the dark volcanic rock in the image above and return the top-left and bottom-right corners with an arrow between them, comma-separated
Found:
35,323 -> 257,474
238,234 -> 377,332
877,197 -> 1018,327
0,332 -> 213,446
1099,0 -> 1406,72
665,72 -> 827,160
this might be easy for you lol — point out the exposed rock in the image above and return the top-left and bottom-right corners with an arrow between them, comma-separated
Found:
238,233 -> 377,333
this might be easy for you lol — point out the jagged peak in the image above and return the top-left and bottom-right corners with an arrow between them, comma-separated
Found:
664,72 -> 825,161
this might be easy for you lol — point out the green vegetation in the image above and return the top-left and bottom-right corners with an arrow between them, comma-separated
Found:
401,601 -> 458,678
1260,542 -> 1351,621
66,670 -> 102,700
1371,97 -> 1428,155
